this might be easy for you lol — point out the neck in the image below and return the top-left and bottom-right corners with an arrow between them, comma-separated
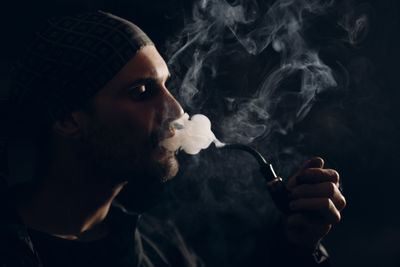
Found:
17,140 -> 128,241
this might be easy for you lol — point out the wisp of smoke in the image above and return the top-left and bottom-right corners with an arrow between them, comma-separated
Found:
339,3 -> 371,46
161,113 -> 224,155
166,0 -> 338,146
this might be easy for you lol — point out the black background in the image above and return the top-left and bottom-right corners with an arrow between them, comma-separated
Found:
1,0 -> 399,266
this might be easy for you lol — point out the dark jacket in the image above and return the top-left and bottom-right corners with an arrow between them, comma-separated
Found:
0,190 -> 329,267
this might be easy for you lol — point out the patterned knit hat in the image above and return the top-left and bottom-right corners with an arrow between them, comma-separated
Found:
10,10 -> 154,124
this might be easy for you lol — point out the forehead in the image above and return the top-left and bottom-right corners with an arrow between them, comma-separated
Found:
98,45 -> 169,96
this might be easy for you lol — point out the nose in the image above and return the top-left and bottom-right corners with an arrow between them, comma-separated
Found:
156,87 -> 183,139
158,86 -> 184,124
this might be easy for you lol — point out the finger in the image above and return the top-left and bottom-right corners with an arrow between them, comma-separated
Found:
297,168 -> 340,185
286,157 -> 325,188
306,157 -> 325,169
297,157 -> 325,173
290,182 -> 347,211
290,197 -> 341,224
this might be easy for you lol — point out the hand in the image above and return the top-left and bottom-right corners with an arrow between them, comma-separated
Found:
283,157 -> 346,249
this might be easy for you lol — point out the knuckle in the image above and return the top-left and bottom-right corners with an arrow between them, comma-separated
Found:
304,168 -> 321,180
337,196 -> 347,210
315,168 -> 324,176
325,182 -> 336,197
323,198 -> 333,210
321,224 -> 332,234
331,170 -> 340,183
333,211 -> 341,224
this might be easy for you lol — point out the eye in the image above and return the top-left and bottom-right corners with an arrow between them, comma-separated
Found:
128,85 -> 150,101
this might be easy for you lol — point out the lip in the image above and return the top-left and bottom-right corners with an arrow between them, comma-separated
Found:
161,126 -> 175,140
158,120 -> 176,141
151,123 -> 176,150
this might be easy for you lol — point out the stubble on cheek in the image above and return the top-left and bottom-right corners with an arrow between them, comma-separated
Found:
149,130 -> 180,182
80,113 -> 180,183
160,152 -> 179,182
148,145 -> 178,182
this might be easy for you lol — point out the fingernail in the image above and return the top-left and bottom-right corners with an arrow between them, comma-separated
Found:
310,157 -> 324,168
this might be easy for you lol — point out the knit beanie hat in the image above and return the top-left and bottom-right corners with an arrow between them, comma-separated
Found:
10,10 -> 154,125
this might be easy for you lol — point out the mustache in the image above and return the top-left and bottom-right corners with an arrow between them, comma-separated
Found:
150,119 -> 176,148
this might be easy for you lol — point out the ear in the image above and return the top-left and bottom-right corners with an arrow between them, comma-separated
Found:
53,112 -> 85,139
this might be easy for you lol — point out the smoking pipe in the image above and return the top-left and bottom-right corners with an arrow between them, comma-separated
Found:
221,144 -> 291,214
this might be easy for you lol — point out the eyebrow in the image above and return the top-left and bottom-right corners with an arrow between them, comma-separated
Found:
123,72 -> 171,90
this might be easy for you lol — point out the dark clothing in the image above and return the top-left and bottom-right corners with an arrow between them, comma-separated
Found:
0,190 -> 330,267
0,191 -> 202,267
25,210 -> 143,267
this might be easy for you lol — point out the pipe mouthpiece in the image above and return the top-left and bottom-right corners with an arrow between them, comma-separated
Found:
220,143 -> 277,182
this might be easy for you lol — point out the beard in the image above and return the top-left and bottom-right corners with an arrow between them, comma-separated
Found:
77,117 -> 179,212
81,120 -> 178,182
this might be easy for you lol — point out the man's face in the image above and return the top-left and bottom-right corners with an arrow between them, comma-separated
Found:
76,46 -> 183,185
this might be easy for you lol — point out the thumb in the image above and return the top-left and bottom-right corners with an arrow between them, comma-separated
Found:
286,157 -> 325,189
304,157 -> 324,169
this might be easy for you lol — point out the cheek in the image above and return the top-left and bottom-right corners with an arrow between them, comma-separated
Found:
102,105 -> 156,139
124,111 -> 156,146
91,98 -> 160,154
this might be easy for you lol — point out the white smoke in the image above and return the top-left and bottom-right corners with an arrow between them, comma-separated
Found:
339,2 -> 371,46
166,0 -> 338,145
161,113 -> 224,155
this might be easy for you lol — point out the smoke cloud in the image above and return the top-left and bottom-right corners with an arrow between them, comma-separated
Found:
161,113 -> 224,155
166,0 -> 338,146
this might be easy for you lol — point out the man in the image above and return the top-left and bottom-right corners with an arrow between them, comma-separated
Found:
2,11 -> 346,266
